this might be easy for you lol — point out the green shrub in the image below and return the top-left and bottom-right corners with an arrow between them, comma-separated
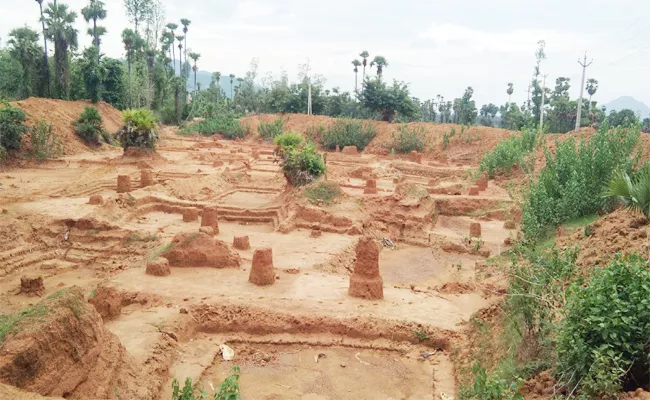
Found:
0,101 -> 28,152
321,118 -> 377,151
30,120 -> 62,159
468,363 -> 523,400
73,106 -> 106,146
305,123 -> 325,143
279,144 -> 326,187
521,123 -> 639,239
303,181 -> 342,205
116,108 -> 159,150
258,117 -> 284,140
557,255 -> 650,398
181,115 -> 245,140
171,365 -> 242,400
479,128 -> 537,178
274,132 -> 303,150
390,124 -> 425,153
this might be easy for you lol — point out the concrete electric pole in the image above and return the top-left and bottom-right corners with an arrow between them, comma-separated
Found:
575,52 -> 593,132
539,74 -> 548,133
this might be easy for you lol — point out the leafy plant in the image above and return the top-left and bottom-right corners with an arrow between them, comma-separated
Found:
390,124 -> 425,153
321,118 -> 376,151
258,117 -> 284,140
181,115 -> 245,140
116,108 -> 159,150
171,365 -> 242,400
0,101 -> 28,152
557,255 -> 650,398
305,123 -> 325,143
280,145 -> 326,187
414,329 -> 429,342
479,128 -> 538,178
303,181 -> 342,205
30,120 -> 62,159
273,132 -> 303,150
469,363 -> 523,400
73,106 -> 106,146
604,165 -> 650,221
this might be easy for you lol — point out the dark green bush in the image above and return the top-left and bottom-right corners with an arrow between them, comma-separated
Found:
321,118 -> 376,151
557,255 -> 650,398
116,109 -> 159,150
73,106 -> 105,146
0,101 -> 28,152
258,117 -> 284,140
279,144 -> 325,187
479,128 -> 538,178
181,115 -> 245,140
390,124 -> 425,153
30,120 -> 62,159
273,132 -> 303,150
521,123 -> 639,239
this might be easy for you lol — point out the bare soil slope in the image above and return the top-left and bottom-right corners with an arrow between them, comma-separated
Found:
10,98 -> 123,155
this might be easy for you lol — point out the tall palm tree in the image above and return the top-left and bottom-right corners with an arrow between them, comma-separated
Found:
81,0 -> 106,63
212,71 -> 221,101
359,50 -> 369,85
507,83 -> 514,104
605,166 -> 650,221
370,55 -> 388,80
180,19 -> 191,78
166,23 -> 178,72
35,0 -> 50,97
189,52 -> 200,92
8,27 -> 41,98
176,35 -> 184,75
352,59 -> 361,97
44,1 -> 78,99
122,28 -> 135,108
229,74 -> 235,98
586,78 -> 598,116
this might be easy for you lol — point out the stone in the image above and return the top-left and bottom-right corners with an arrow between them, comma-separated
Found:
249,248 -> 275,286
348,237 -> 384,300
88,194 -> 103,205
470,222 -> 481,238
146,257 -> 171,276
116,175 -> 131,193
468,186 -> 479,196
233,236 -> 251,250
140,169 -> 154,187
20,275 -> 44,296
183,207 -> 199,222
201,207 -> 219,233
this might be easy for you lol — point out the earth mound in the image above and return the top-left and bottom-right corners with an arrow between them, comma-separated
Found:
163,232 -> 241,268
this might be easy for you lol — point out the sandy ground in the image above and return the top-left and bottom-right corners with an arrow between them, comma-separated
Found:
0,117 -> 517,400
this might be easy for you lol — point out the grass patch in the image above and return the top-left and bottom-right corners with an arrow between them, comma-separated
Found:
303,181 -> 342,205
181,115 -> 245,139
389,124 -> 425,153
258,117 -> 285,141
124,232 -> 159,245
0,304 -> 49,343
321,118 -> 376,151
149,242 -> 175,261
479,128 -> 538,178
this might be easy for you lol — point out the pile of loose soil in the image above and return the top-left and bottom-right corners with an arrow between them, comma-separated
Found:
10,98 -> 123,155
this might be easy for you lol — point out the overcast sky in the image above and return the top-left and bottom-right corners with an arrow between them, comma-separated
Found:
2,0 -> 649,107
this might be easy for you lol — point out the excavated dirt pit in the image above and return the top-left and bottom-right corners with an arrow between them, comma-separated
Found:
0,122 -> 516,399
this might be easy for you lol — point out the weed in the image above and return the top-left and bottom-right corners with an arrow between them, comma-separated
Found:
273,132 -> 303,150
321,118 -> 376,151
303,181 -> 342,205
171,365 -> 242,400
0,303 -> 49,342
258,117 -> 284,141
88,288 -> 97,300
390,124 -> 426,153
455,263 -> 463,271
125,232 -> 159,245
30,120 -> 62,159
181,115 -> 245,139
149,242 -> 175,261
479,128 -> 538,178
473,238 -> 483,251
305,123 -> 325,143
414,329 -> 429,343
468,362 -> 524,400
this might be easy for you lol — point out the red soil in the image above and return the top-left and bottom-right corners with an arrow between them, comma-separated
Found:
348,237 -> 384,300
163,232 -> 241,268
249,248 -> 276,286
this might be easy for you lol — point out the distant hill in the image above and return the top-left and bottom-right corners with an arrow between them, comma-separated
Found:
603,96 -> 650,118
171,60 -> 240,99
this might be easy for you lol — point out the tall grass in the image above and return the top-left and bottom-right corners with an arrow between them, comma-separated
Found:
479,128 -> 538,178
321,118 -> 376,151
182,115 -> 245,139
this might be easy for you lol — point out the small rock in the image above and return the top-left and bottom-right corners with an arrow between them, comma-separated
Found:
179,308 -> 188,314
340,363 -> 346,368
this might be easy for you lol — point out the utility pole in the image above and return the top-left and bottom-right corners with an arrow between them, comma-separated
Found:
539,74 -> 548,133
526,84 -> 532,114
575,52 -> 593,132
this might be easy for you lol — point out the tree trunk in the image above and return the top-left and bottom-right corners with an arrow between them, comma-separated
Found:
39,2 -> 50,97
354,72 -> 358,99
184,35 -> 188,81
93,18 -> 99,63
588,95 -> 592,117
171,39 -> 175,74
194,68 -> 197,93
127,57 -> 132,108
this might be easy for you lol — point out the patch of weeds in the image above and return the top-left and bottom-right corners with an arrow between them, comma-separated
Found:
149,242 -> 175,261
404,185 -> 427,198
258,117 -> 285,141
473,237 -> 484,252
88,288 -> 97,300
62,295 -> 84,319
87,229 -> 99,235
125,232 -> 159,246
30,120 -> 62,159
306,123 -> 325,143
321,118 -> 376,151
172,365 -> 242,400
414,329 -> 430,343
303,181 -> 342,205
0,304 -> 49,343
390,124 -> 426,153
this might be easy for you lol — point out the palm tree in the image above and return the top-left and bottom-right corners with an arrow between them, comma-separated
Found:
507,83 -> 514,104
176,35 -> 184,74
605,166 -> 650,221
122,28 -> 135,108
370,55 -> 388,80
586,78 -> 598,116
8,27 -> 41,98
212,71 -> 221,101
189,52 -> 200,92
166,23 -> 178,72
35,0 -> 50,97
81,0 -> 106,63
229,73 -> 235,99
180,19 -> 191,78
359,50 -> 369,92
352,59 -> 361,97
44,1 -> 78,99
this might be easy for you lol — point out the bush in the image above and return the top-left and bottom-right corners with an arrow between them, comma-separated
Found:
321,118 -> 377,151
521,123 -> 639,239
30,120 -> 62,159
479,128 -> 537,178
171,365 -> 242,400
390,124 -> 425,153
258,117 -> 284,140
279,144 -> 325,187
73,106 -> 105,146
0,101 -> 28,152
557,255 -> 650,398
181,115 -> 246,140
303,181 -> 342,205
468,363 -> 523,400
116,108 -> 159,150
273,132 -> 303,150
